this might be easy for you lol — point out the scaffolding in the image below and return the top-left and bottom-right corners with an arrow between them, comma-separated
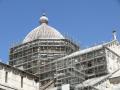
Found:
9,33 -> 120,90
9,38 -> 107,89
37,43 -> 108,89
9,38 -> 80,89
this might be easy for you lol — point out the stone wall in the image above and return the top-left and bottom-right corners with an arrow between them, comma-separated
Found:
0,62 -> 39,90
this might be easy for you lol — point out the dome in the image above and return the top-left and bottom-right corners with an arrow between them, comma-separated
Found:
23,14 -> 65,43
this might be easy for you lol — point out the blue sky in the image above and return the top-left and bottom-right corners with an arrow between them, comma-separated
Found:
0,0 -> 120,63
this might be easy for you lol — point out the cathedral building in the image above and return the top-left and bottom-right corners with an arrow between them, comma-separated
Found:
9,14 -> 79,87
0,14 -> 120,90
